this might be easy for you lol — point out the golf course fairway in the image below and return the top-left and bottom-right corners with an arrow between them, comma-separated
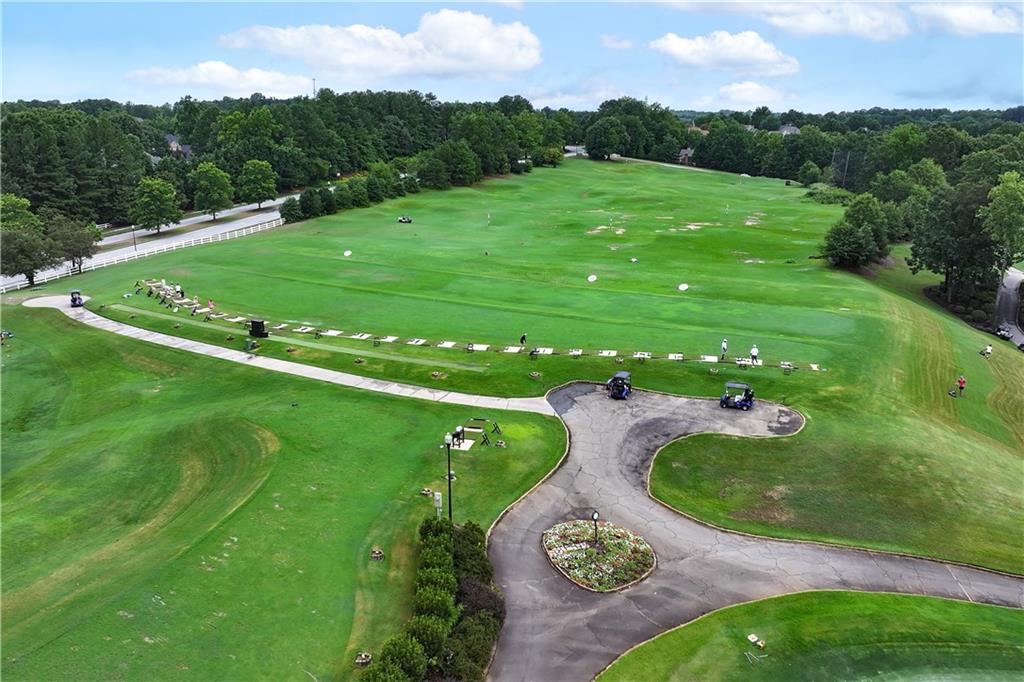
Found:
598,591 -> 1024,681
0,305 -> 564,680
35,158 -> 1021,573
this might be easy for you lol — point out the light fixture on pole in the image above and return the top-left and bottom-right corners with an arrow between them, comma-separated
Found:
444,432 -> 454,522
592,510 -> 599,546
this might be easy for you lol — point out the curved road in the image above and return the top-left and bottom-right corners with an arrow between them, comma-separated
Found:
19,296 -> 1024,680
488,384 -> 1023,681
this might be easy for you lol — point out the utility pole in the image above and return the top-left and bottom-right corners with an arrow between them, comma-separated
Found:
312,78 -> 316,98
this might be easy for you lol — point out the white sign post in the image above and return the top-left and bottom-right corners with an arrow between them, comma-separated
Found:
433,491 -> 443,519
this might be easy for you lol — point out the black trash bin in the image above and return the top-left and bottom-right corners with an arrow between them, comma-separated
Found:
250,319 -> 269,338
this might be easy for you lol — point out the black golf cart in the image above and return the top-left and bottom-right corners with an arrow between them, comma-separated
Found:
397,215 -> 413,224
720,381 -> 754,410
70,289 -> 85,308
606,371 -> 632,400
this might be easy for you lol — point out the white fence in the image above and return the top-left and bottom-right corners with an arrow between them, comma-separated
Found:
1,217 -> 285,294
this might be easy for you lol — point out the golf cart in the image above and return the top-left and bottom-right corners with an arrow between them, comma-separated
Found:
606,371 -> 632,400
720,381 -> 755,411
995,325 -> 1012,340
397,215 -> 412,224
70,289 -> 84,308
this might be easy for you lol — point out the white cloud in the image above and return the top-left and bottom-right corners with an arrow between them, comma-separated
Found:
910,3 -> 1022,36
127,61 -> 311,98
525,79 -> 627,109
694,81 -> 790,110
219,9 -> 541,79
494,0 -> 525,8
669,2 -> 908,40
650,30 -> 799,77
600,34 -> 633,50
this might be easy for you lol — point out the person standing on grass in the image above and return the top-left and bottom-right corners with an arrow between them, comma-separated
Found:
750,344 -> 759,364
958,375 -> 967,396
983,344 -> 993,358
721,338 -> 728,360
520,332 -> 527,346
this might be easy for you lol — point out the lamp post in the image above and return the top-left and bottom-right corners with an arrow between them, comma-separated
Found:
444,432 -> 453,522
592,510 -> 600,547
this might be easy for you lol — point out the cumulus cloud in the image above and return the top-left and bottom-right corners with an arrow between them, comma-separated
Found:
910,2 -> 1022,36
128,61 -> 311,98
219,9 -> 541,79
600,34 -> 633,50
525,79 -> 627,109
673,2 -> 1022,40
650,30 -> 799,77
714,81 -> 787,107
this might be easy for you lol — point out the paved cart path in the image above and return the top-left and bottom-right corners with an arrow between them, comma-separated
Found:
21,296 -> 1024,681
488,384 -> 1024,681
21,296 -> 554,416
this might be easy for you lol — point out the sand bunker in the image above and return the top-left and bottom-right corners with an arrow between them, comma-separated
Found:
744,259 -> 766,264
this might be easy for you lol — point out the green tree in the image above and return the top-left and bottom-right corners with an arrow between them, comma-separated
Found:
435,140 -> 481,186
979,171 -> 1024,272
366,175 -> 384,203
406,615 -> 450,659
0,196 -> 59,285
238,159 -> 278,208
416,152 -> 450,190
1,194 -> 43,232
584,117 -> 627,160
413,586 -> 457,623
798,160 -> 821,186
299,188 -> 323,218
378,635 -> 427,681
360,660 -> 408,682
129,177 -> 183,234
280,197 -> 303,223
906,158 -> 948,192
822,221 -> 876,268
189,162 -> 234,219
39,208 -> 101,273
318,186 -> 338,215
348,178 -> 371,207
0,228 -> 59,286
844,193 -> 888,257
869,170 -> 914,203
334,183 -> 354,209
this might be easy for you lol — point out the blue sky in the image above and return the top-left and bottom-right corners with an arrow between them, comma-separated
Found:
2,2 -> 1022,112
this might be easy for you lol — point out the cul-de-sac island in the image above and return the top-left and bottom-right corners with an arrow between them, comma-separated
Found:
2,3 -> 1023,681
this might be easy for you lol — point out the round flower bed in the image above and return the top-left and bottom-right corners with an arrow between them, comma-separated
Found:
542,520 -> 655,592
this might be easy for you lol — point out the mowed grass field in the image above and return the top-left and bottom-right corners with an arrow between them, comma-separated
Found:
598,591 -> 1024,681
0,305 -> 564,680
26,157 -> 1024,574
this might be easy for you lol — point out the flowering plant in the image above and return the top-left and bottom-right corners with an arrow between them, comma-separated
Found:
542,520 -> 655,592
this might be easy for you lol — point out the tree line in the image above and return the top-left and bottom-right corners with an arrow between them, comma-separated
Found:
0,91 -> 576,285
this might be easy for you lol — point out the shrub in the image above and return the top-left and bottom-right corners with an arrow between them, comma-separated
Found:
805,186 -> 853,205
413,586 -> 457,622
419,517 -> 453,542
299,188 -> 323,218
361,660 -> 409,682
334,183 -> 353,209
419,546 -> 454,571
457,576 -> 505,622
406,615 -> 451,659
366,175 -> 384,203
822,221 -> 876,268
403,175 -> 421,194
443,613 -> 501,681
971,309 -> 988,323
416,567 -> 457,595
280,197 -> 303,223
453,522 -> 491,582
798,160 -> 821,186
318,186 -> 337,214
349,178 -> 370,207
379,635 -> 427,681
